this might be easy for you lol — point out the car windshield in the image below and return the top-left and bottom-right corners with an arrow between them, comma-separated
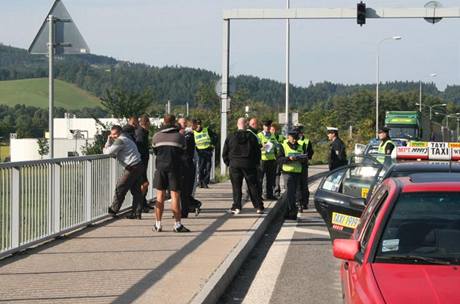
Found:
389,127 -> 417,139
375,192 -> 460,265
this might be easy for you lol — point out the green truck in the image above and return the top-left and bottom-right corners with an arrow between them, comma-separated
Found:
384,111 -> 449,142
385,111 -> 425,141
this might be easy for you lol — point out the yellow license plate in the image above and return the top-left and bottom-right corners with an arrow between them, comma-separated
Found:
361,188 -> 369,198
332,212 -> 360,229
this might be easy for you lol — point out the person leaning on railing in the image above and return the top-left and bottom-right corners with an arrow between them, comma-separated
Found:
104,125 -> 144,219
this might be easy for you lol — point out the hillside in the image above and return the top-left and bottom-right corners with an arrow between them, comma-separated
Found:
1,44 -> 455,108
0,78 -> 101,109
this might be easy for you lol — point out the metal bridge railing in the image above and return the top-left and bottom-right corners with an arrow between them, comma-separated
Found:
0,154 -> 156,259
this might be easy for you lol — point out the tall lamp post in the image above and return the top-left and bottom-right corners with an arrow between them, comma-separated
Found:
376,36 -> 402,137
418,73 -> 438,112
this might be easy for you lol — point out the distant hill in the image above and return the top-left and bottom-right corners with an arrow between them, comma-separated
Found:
0,43 -> 458,108
0,78 -> 101,109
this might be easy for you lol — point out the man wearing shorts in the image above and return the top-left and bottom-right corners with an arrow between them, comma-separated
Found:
152,114 -> 190,233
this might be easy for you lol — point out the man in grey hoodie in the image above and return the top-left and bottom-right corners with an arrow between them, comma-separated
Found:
104,125 -> 144,219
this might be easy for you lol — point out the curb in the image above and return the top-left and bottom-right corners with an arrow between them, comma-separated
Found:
190,170 -> 326,304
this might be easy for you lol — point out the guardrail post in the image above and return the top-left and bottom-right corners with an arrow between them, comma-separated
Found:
11,167 -> 20,248
85,160 -> 92,221
51,163 -> 61,233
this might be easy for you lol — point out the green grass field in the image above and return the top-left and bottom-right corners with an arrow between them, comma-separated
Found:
0,78 -> 101,109
0,146 -> 9,162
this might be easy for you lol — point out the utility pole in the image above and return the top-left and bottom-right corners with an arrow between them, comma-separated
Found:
285,0 -> 290,134
186,102 -> 189,117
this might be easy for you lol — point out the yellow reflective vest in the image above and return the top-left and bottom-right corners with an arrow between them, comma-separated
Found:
281,142 -> 304,173
194,128 -> 212,150
258,132 -> 277,161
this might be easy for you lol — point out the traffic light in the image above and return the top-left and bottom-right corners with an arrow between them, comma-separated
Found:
357,2 -> 366,26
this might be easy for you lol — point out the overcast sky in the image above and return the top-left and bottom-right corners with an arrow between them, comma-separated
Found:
2,0 -> 460,90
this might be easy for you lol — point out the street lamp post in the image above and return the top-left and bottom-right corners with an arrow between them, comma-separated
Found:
419,73 -> 437,112
376,36 -> 402,137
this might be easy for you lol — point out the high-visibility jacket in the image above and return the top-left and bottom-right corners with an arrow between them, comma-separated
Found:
257,132 -> 277,161
194,128 -> 212,150
282,142 -> 304,173
297,137 -> 310,148
378,140 -> 395,154
377,139 -> 395,163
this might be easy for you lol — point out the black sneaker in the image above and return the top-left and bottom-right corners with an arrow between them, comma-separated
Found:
108,207 -> 117,216
152,224 -> 162,232
173,224 -> 191,233
126,213 -> 141,220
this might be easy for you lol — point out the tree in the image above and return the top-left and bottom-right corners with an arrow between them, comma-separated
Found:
37,138 -> 49,159
100,89 -> 153,118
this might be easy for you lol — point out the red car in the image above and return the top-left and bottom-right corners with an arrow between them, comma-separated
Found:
333,173 -> 460,304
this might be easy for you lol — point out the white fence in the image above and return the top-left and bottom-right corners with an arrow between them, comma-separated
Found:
0,154 -> 155,259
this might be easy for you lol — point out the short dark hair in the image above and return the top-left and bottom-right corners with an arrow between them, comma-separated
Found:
163,114 -> 176,125
139,114 -> 149,124
111,125 -> 122,133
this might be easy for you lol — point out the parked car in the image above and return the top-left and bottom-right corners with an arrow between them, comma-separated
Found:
333,173 -> 460,303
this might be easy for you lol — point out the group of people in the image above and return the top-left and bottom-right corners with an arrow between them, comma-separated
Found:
103,112 -> 392,228
104,114 -> 216,233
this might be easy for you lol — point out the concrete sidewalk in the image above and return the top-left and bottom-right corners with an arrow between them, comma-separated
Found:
0,165 -> 328,304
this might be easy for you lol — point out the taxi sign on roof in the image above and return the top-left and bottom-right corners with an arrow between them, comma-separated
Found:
394,141 -> 460,161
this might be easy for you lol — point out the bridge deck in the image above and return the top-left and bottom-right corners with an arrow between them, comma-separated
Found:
0,166 -> 327,304
0,180 -> 275,304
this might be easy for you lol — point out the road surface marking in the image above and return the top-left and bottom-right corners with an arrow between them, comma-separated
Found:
241,223 -> 296,304
294,227 -> 330,238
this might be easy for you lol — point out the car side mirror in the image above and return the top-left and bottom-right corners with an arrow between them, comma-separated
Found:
333,239 -> 360,261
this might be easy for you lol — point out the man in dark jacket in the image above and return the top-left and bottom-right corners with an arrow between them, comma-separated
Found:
223,117 -> 264,214
152,114 -> 190,233
178,117 -> 201,218
122,115 -> 138,142
135,114 -> 151,211
327,127 -> 347,171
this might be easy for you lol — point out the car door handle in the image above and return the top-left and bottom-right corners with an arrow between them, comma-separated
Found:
344,261 -> 349,270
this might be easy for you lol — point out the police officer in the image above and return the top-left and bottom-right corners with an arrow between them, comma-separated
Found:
327,127 -> 347,171
293,124 -> 314,211
257,120 -> 278,200
378,127 -> 395,155
270,123 -> 284,198
277,130 -> 308,220
193,119 -> 217,188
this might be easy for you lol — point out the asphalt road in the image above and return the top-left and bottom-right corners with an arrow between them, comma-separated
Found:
220,174 -> 342,304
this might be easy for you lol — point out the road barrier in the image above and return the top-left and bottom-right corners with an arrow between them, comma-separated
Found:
0,154 -> 156,259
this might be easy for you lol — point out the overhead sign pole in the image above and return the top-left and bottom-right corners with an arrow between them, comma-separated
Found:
29,0 -> 90,159
220,5 -> 460,174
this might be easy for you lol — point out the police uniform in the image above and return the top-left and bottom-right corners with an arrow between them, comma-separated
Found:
277,131 -> 308,220
257,121 -> 278,200
377,127 -> 395,164
294,125 -> 314,210
327,127 -> 347,171
194,121 -> 216,188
